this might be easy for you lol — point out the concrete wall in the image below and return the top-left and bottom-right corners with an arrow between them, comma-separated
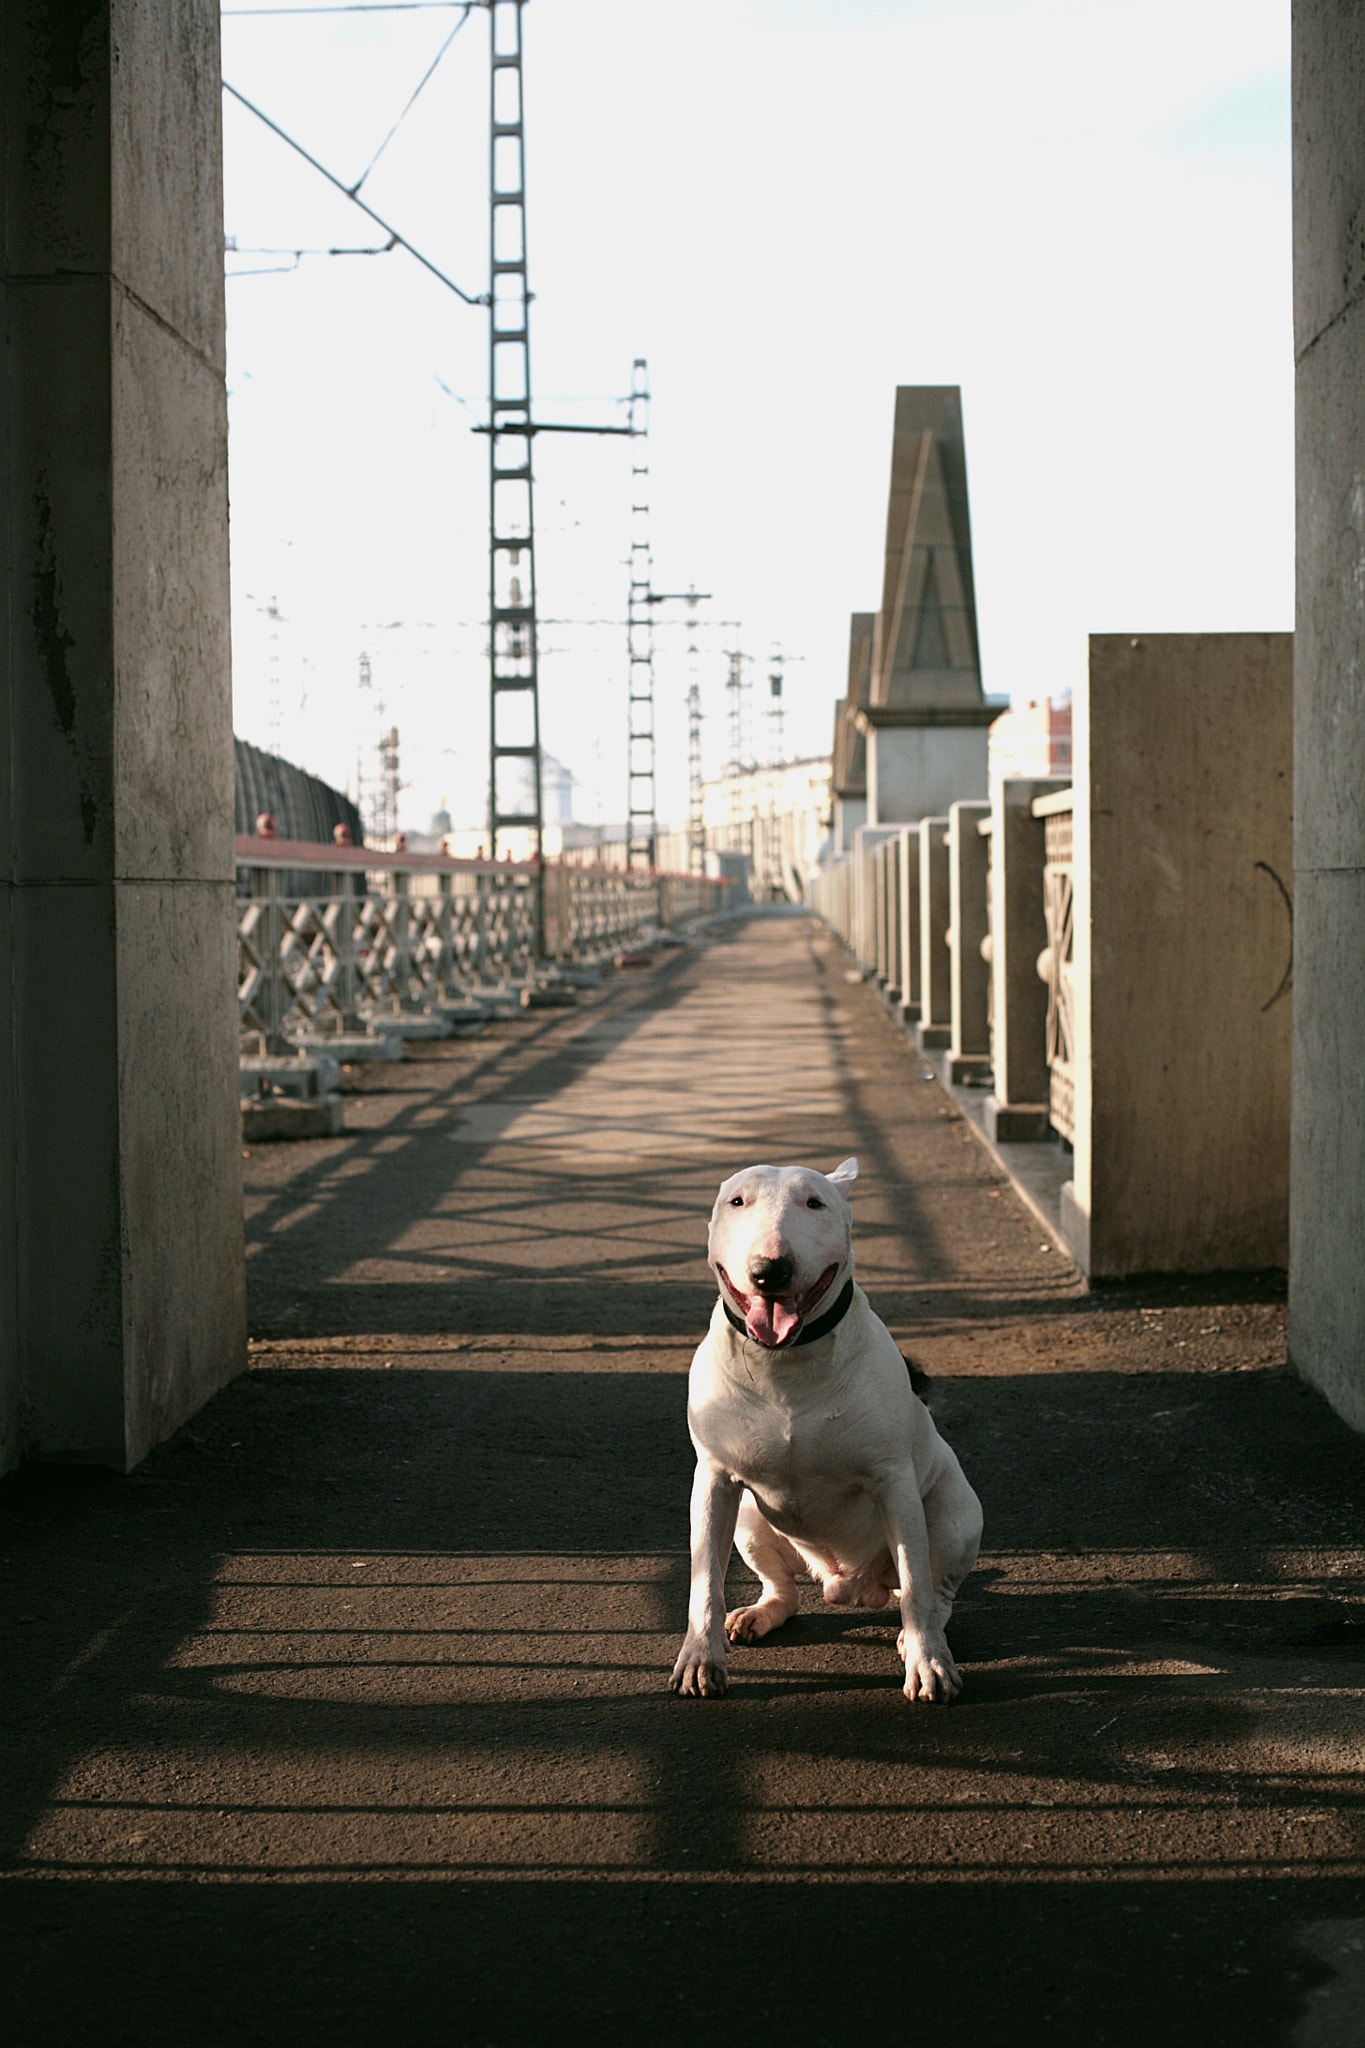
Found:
1290,3 -> 1365,1433
1,0 -> 246,1470
866,719 -> 989,826
1061,634 -> 1293,1280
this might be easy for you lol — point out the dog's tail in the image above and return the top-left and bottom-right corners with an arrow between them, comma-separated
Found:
901,1352 -> 932,1404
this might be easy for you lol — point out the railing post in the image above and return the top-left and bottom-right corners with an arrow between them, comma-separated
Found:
474,869 -> 490,984
386,866 -> 424,1012
947,800 -> 991,1078
252,863 -> 292,1054
917,816 -> 952,1048
434,871 -> 458,998
327,865 -> 366,1030
897,828 -> 920,1021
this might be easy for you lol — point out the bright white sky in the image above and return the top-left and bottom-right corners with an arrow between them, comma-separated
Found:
222,0 -> 1292,838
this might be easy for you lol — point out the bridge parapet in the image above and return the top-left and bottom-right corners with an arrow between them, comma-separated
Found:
809,633 -> 1293,1283
236,836 -> 728,1048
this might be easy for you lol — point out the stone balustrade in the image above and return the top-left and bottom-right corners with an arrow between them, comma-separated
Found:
808,633 -> 1294,1282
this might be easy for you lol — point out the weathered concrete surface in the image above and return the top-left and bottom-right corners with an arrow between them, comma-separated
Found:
2,916 -> 1362,2046
0,0 -> 245,1470
948,798 -> 990,1062
918,813 -> 952,1043
1291,2 -> 1365,1433
1068,634 -> 1293,1280
864,710 -> 991,827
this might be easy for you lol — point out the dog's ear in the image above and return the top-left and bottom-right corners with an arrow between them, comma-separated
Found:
827,1157 -> 859,1188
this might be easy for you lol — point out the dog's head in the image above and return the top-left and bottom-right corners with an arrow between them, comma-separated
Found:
707,1158 -> 858,1348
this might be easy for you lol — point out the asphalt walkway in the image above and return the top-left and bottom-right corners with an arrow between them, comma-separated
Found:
3,911 -> 1364,2046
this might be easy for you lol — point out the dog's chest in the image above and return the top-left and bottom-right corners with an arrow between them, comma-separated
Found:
709,1392 -> 865,1497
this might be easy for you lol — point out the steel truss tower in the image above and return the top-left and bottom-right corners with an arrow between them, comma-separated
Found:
626,358 -> 655,869
686,590 -> 704,873
724,648 -> 752,857
487,0 -> 541,863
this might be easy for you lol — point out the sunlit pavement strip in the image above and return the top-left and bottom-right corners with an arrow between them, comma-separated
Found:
17,1541 -> 1365,1885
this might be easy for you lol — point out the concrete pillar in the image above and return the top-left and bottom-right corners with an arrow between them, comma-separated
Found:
1059,634 -> 1292,1280
0,0 -> 245,1471
1290,3 -> 1365,1432
873,843 -> 888,982
851,825 -> 897,973
984,777 -> 1068,1141
917,817 -> 951,1047
897,828 -> 921,1018
947,800 -> 990,1073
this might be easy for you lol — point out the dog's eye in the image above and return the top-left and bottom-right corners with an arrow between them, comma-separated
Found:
728,1195 -> 744,1207
806,1197 -> 825,1209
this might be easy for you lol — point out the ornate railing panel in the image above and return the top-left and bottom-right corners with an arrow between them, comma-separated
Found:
1037,794 -> 1075,1143
237,837 -> 724,1046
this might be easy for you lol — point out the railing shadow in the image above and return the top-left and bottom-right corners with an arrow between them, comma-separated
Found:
4,1354 -> 1365,2045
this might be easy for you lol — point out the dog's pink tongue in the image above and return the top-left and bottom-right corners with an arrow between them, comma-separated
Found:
746,1296 -> 800,1346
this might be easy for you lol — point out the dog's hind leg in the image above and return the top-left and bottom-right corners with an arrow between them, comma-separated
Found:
725,1492 -> 802,1644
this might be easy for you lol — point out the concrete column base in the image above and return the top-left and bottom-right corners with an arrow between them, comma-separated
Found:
1059,1182 -> 1090,1274
984,1098 -> 1053,1144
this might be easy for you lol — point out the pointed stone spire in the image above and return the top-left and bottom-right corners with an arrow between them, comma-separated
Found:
851,387 -> 998,825
870,389 -> 982,710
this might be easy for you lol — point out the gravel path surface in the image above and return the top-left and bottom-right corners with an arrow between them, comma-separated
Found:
3,912 -> 1364,2046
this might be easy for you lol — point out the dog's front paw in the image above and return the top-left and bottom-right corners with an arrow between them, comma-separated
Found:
896,1627 -> 962,1703
669,1638 -> 728,1698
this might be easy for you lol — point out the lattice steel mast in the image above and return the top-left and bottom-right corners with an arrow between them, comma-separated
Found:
487,0 -> 541,864
625,358 -> 655,869
724,648 -> 752,857
686,589 -> 704,872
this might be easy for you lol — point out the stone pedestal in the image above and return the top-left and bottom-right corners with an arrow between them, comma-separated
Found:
0,0 -> 246,1471
851,825 -> 898,973
916,817 -> 952,1049
948,801 -> 990,1065
897,828 -> 921,1018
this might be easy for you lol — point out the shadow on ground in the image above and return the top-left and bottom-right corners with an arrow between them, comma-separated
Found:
3,1352 -> 1365,2046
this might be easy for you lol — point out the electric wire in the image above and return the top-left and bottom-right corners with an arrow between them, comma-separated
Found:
222,79 -> 486,304
223,4 -> 474,14
349,2 -> 472,195
226,241 -> 391,277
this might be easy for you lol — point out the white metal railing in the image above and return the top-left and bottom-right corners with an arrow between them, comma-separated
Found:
237,836 -> 729,1046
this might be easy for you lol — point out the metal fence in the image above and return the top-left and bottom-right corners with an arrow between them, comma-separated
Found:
238,835 -> 730,1046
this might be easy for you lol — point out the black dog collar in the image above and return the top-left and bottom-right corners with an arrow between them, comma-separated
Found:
721,1276 -> 855,1350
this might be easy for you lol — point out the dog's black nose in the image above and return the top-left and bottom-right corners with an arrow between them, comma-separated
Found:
748,1255 -> 794,1295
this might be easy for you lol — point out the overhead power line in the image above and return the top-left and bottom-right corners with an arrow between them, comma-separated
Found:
226,240 -> 392,277
223,4 -> 473,15
349,2 -> 473,194
222,79 -> 486,304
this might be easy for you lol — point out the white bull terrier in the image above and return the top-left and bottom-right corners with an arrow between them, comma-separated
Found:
669,1157 -> 983,1703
